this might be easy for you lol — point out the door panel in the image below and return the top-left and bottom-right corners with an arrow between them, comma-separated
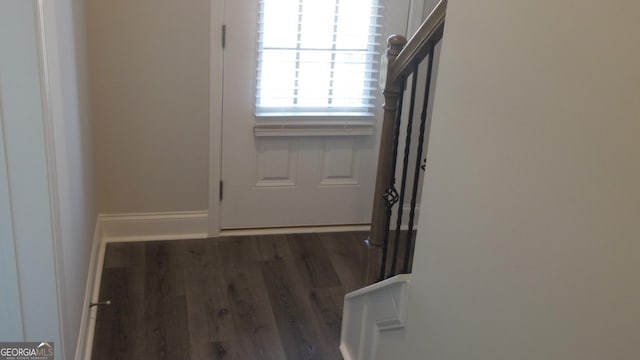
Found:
320,138 -> 361,186
256,138 -> 299,188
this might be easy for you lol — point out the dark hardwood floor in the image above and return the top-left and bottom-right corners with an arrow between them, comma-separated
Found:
92,231 -> 368,360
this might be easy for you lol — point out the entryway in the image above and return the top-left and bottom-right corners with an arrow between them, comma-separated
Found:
210,0 -> 413,230
91,232 -> 366,359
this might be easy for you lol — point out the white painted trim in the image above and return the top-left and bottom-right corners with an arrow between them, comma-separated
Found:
100,211 -> 209,243
81,217 -> 107,360
407,0 -> 428,34
33,1 -> 67,358
255,128 -> 374,137
340,274 -> 411,360
82,236 -> 105,360
254,121 -> 375,137
344,273 -> 410,300
220,224 -> 370,237
76,218 -> 102,360
208,0 -> 225,237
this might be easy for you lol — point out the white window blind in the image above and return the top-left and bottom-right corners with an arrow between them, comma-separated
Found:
256,0 -> 384,117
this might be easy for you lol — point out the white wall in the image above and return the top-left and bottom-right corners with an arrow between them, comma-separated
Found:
0,1 -> 63,357
0,0 -> 96,358
0,103 -> 24,341
87,0 -> 210,214
398,0 -> 640,358
43,0 -> 98,356
422,0 -> 440,19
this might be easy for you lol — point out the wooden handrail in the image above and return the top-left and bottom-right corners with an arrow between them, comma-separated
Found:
389,0 -> 447,83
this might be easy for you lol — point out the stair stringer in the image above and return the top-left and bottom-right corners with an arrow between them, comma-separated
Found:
340,274 -> 411,360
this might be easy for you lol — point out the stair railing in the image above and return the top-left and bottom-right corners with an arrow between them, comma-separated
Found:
366,0 -> 447,283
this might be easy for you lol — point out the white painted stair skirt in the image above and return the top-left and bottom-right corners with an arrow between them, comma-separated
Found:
340,274 -> 411,360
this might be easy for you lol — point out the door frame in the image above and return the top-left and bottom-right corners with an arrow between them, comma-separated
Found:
207,0 -> 428,236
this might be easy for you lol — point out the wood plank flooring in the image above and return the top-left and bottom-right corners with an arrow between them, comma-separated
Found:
92,231 -> 368,360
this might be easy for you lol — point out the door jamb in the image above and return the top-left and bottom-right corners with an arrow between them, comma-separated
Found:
208,0 -> 225,236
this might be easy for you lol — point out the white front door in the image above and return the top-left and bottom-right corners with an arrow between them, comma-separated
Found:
220,0 -> 411,229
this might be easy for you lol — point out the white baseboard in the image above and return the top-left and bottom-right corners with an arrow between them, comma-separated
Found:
75,218 -> 103,360
220,224 -> 370,236
100,210 -> 209,243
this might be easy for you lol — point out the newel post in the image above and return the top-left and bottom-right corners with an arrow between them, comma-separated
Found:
365,35 -> 407,284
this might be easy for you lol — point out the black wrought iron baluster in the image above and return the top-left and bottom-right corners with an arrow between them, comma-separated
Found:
389,62 -> 420,278
379,81 -> 406,281
403,44 -> 436,274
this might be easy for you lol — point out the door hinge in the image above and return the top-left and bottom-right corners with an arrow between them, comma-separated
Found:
221,25 -> 226,49
219,180 -> 224,201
